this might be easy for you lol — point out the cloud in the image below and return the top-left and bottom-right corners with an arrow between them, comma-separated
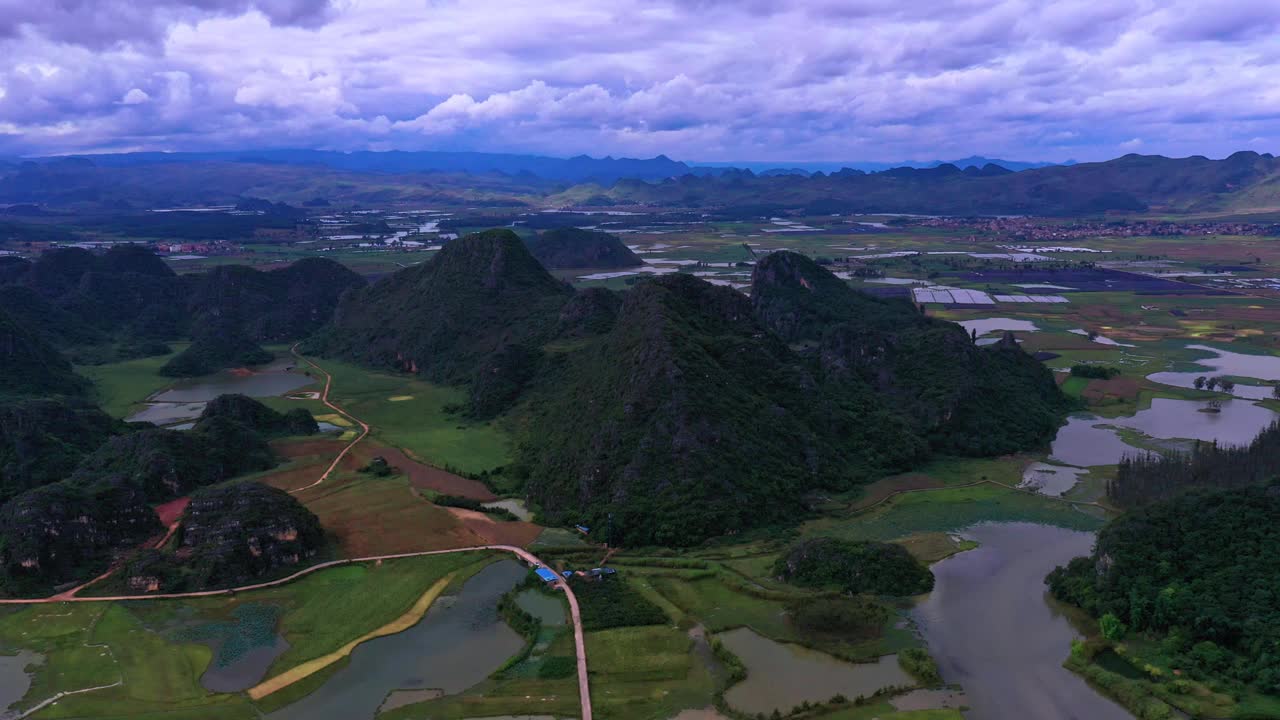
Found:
120,88 -> 151,105
0,0 -> 1277,162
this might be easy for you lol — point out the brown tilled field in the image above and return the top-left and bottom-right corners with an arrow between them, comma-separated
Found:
443,507 -> 543,547
294,473 -> 489,557
348,443 -> 497,500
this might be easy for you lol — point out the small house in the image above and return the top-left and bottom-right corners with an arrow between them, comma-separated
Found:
534,567 -> 559,584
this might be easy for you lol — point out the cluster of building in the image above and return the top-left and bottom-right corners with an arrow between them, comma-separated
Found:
153,240 -> 239,255
909,217 -> 1280,242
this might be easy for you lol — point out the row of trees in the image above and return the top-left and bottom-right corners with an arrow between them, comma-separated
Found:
1107,420 -> 1280,506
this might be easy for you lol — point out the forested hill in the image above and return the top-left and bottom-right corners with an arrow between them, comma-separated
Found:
317,231 -> 1069,545
1048,485 -> 1280,694
313,228 -> 574,382
750,252 -> 1069,454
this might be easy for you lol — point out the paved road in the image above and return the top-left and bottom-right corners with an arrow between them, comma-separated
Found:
0,350 -> 594,720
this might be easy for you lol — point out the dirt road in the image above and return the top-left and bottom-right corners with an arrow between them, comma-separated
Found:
0,349 -> 593,720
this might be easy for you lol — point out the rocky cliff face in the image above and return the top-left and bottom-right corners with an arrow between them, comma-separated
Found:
0,477 -> 159,594
125,482 -> 324,592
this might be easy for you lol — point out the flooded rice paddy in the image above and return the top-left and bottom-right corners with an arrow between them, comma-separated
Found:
957,318 -> 1039,337
267,560 -> 526,720
913,523 -> 1132,720
718,628 -> 911,714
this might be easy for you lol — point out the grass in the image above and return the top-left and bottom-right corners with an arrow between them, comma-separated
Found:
804,483 -> 1105,544
314,358 -> 512,474
247,573 -> 454,699
75,344 -> 189,418
290,470 -> 480,557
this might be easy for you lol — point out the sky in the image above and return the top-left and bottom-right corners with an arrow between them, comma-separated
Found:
1,0 -> 1278,163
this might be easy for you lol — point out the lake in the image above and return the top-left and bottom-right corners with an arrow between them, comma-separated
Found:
1050,398 -> 1278,466
912,523 -> 1132,720
267,560 -> 526,720
718,628 -> 912,714
1147,343 -> 1280,399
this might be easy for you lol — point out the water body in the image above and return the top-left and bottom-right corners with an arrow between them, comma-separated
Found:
202,635 -> 289,693
127,358 -> 317,425
1068,329 -> 1135,347
150,359 -> 314,403
1019,463 -> 1088,497
1147,344 -> 1280,399
0,650 -> 42,713
1050,399 -> 1279,466
957,318 -> 1039,337
913,523 -> 1133,720
514,589 -> 565,626
718,628 -> 912,714
267,560 -> 526,720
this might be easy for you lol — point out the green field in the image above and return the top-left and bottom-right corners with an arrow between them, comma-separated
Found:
0,554 -> 496,719
315,358 -> 512,474
75,343 -> 189,418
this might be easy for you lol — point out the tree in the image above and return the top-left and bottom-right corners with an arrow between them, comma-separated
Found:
1194,376 -> 1207,390
1206,377 -> 1219,391
1100,612 -> 1128,641
1219,379 -> 1236,394
1272,383 -> 1280,400
1206,399 -> 1223,412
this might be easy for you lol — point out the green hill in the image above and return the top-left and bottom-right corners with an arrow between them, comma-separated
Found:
319,235 -> 1070,546
751,252 -> 1069,455
314,228 -> 572,382
525,227 -> 643,268
0,307 -> 89,399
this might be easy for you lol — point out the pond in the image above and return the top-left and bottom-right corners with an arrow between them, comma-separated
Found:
957,318 -> 1039,337
514,589 -> 565,626
0,650 -> 42,713
1019,463 -> 1088,497
267,560 -> 527,720
126,358 -> 317,425
1050,398 -> 1279,466
150,358 -> 315,403
912,523 -> 1132,720
717,628 -> 912,714
177,604 -> 290,693
1147,343 -> 1280,399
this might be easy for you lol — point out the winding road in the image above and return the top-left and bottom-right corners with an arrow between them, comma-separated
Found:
2,349 -> 593,720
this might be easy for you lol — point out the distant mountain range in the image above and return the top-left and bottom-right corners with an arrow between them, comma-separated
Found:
33,149 -> 693,185
693,156 -> 1073,175
5,149 -> 1280,216
22,149 -> 1068,185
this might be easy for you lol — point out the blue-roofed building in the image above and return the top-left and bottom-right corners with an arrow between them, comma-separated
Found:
534,567 -> 559,583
